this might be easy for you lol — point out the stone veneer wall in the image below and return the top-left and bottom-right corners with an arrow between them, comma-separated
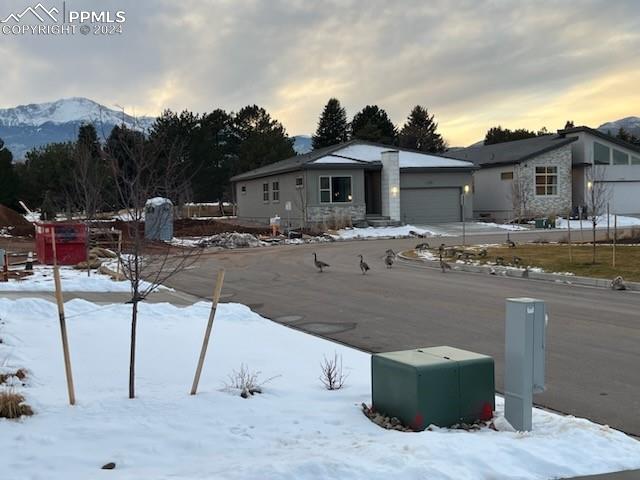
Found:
515,144 -> 572,217
306,204 -> 366,226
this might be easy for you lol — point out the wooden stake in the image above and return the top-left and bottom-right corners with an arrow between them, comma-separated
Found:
567,210 -> 572,264
613,215 -> 617,268
52,227 -> 76,406
190,269 -> 226,395
116,230 -> 123,280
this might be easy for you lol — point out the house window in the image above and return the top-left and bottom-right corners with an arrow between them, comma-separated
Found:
594,142 -> 610,165
272,181 -> 280,201
295,176 -> 304,189
262,183 -> 269,202
613,149 -> 629,165
241,185 -> 247,195
632,156 -> 640,165
501,171 -> 514,180
319,176 -> 352,203
535,166 -> 558,195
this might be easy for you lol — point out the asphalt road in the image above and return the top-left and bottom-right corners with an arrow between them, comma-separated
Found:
164,229 -> 640,436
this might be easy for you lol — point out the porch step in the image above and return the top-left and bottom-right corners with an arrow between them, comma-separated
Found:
367,218 -> 402,227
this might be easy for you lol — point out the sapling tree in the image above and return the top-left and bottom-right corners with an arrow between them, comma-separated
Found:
586,166 -> 611,264
102,123 -> 200,399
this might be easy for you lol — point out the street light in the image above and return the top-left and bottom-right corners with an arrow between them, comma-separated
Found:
462,184 -> 470,246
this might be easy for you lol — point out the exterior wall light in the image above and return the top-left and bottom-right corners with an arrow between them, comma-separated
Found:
391,186 -> 399,197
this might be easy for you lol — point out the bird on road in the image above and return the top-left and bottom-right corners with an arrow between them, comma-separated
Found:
359,254 -> 370,274
384,253 -> 394,268
440,259 -> 452,272
313,253 -> 330,272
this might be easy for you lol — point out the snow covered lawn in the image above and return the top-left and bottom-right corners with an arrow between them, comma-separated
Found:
334,225 -> 447,240
556,214 -> 640,229
1,298 -> 639,479
0,266 -> 161,292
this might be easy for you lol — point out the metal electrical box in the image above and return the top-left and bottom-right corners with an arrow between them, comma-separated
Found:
505,298 -> 547,431
372,346 -> 495,430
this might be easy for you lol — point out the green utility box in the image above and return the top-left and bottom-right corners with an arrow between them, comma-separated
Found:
371,346 -> 495,430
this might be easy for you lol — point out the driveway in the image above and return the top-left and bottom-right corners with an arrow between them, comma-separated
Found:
164,229 -> 640,436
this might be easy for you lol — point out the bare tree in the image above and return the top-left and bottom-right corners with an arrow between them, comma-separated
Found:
510,169 -> 529,222
102,123 -> 200,399
586,165 -> 611,264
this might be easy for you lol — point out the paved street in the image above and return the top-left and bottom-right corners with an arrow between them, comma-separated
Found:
164,228 -> 640,437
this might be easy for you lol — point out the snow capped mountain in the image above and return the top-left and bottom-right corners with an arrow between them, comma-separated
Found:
0,97 -> 154,129
598,116 -> 640,137
0,97 -> 155,160
293,135 -> 312,154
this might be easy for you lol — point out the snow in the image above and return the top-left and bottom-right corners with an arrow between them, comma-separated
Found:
1,297 -> 639,479
479,222 -> 529,231
556,214 -> 640,229
334,225 -> 448,239
312,155 -> 366,164
0,265 -> 163,293
145,197 -> 173,208
333,144 -> 475,168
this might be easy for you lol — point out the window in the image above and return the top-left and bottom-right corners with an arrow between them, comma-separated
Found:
632,156 -> 640,165
535,166 -> 558,195
501,171 -> 514,180
241,185 -> 246,195
262,183 -> 269,202
613,149 -> 629,165
320,176 -> 331,203
295,176 -> 304,189
594,142 -> 610,165
272,181 -> 280,201
319,175 -> 352,203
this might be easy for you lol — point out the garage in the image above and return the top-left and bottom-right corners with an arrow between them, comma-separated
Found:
606,182 -> 640,215
400,187 -> 462,224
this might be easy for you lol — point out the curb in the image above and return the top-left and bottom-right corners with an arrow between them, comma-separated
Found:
398,252 -> 640,292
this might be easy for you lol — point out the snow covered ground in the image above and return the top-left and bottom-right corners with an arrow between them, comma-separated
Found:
556,214 -> 640,229
0,265 -> 161,292
1,298 -> 639,479
478,222 -> 529,231
334,225 -> 448,240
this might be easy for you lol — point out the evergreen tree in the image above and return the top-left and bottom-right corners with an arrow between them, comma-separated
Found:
484,126 -> 538,145
398,105 -> 446,153
73,123 -> 110,216
230,105 -> 295,174
0,139 -> 18,209
312,98 -> 349,149
564,120 -> 575,129
350,105 -> 397,145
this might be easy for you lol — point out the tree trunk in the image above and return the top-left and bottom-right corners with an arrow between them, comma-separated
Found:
592,221 -> 597,265
129,298 -> 139,399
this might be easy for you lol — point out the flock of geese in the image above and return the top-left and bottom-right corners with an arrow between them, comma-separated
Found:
312,250 -> 396,274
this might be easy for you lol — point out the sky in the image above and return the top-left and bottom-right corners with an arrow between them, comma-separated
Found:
1,0 -> 639,146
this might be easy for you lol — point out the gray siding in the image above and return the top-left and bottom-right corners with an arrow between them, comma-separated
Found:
305,168 -> 366,224
235,171 -> 307,227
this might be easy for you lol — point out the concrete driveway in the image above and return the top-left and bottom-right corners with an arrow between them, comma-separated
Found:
164,229 -> 640,437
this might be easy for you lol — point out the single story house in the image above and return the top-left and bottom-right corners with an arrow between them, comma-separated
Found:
447,126 -> 640,221
230,140 -> 476,228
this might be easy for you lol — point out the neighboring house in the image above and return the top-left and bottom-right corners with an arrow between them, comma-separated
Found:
447,126 -> 640,221
230,140 -> 476,228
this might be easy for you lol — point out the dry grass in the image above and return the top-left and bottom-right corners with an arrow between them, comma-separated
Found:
0,369 -> 27,385
0,390 -> 33,419
470,244 -> 640,282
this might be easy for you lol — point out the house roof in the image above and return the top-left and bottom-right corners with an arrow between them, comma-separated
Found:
230,140 -> 475,182
445,135 -> 577,167
558,125 -> 640,154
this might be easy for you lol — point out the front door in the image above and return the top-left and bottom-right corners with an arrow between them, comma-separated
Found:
365,171 -> 382,215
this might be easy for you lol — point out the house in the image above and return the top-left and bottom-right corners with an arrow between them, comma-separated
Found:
447,126 -> 640,221
230,140 -> 476,228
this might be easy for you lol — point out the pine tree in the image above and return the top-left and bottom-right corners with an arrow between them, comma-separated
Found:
398,106 -> 446,153
350,105 -> 397,145
312,98 -> 348,149
564,120 -> 575,129
0,139 -> 18,209
484,126 -> 538,145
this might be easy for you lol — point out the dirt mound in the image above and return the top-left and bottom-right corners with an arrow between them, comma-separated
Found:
174,218 -> 269,237
0,205 -> 35,237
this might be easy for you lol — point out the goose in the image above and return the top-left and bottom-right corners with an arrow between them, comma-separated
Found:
313,253 -> 330,272
506,239 -> 516,248
415,242 -> 430,251
384,254 -> 394,268
611,276 -> 627,291
440,259 -> 452,272
358,254 -> 370,274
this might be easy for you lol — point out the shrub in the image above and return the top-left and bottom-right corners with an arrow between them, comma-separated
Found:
224,364 -> 279,398
320,352 -> 348,390
0,390 -> 33,419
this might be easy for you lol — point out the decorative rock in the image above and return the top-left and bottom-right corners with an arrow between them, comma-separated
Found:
101,462 -> 116,470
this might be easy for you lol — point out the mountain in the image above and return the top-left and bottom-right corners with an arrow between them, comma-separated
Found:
598,117 -> 640,138
0,97 -> 155,160
293,135 -> 312,154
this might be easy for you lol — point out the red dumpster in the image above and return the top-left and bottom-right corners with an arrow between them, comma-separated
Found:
35,222 -> 88,265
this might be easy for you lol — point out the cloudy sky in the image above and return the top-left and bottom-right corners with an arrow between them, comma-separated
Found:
1,0 -> 639,146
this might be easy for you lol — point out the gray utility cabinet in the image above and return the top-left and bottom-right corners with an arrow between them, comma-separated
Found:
505,298 -> 547,432
371,346 -> 495,430
144,198 -> 174,242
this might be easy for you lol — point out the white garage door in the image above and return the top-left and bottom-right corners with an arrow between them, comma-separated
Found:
607,182 -> 640,215
400,187 -> 461,224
